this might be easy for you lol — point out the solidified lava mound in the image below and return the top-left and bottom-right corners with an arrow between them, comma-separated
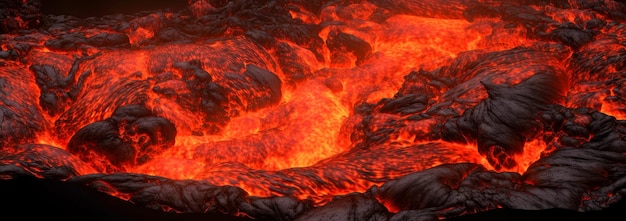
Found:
2,0 -> 626,220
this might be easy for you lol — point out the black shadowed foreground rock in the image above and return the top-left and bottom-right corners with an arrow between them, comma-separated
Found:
2,0 -> 626,221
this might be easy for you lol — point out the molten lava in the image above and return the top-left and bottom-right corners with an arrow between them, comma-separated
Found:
2,0 -> 626,220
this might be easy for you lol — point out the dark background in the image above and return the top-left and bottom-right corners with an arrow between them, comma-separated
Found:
1,176 -> 624,221
40,0 -> 189,18
0,176 -> 253,221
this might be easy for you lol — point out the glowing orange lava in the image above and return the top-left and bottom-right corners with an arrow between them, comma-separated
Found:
3,0 -> 623,208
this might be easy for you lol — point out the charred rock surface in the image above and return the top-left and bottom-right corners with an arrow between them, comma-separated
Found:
0,0 -> 41,34
0,144 -> 93,180
0,67 -> 47,148
30,53 -> 98,116
1,0 -> 626,221
67,105 -> 176,173
446,72 -> 567,170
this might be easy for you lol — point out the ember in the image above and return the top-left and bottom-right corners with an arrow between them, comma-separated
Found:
1,0 -> 626,220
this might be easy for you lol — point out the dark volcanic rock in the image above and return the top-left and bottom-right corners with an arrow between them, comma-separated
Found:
67,104 -> 176,173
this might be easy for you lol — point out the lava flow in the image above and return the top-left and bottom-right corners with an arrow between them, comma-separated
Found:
1,0 -> 626,220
